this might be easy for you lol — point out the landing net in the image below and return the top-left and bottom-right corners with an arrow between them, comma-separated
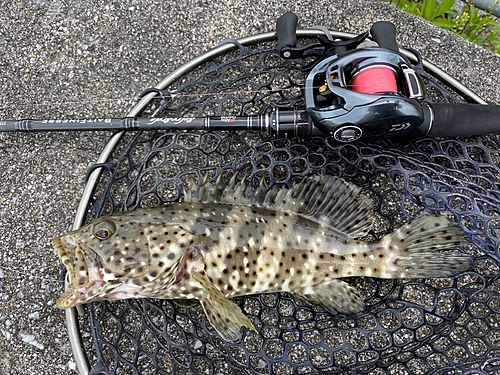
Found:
79,39 -> 500,375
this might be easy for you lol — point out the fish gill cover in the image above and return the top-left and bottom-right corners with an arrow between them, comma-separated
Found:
72,41 -> 499,374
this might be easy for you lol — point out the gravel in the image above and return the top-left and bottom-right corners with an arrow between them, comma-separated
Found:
0,0 -> 499,374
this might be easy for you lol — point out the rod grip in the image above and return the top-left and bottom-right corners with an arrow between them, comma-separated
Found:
427,103 -> 500,137
276,11 -> 298,57
370,21 -> 399,52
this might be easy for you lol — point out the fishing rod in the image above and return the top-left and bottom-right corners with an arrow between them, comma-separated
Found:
2,12 -> 499,142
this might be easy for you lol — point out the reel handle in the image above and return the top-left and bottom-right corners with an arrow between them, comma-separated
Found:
276,11 -> 298,58
370,21 -> 399,52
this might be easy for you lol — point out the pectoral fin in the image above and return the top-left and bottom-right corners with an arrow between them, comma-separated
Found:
191,267 -> 257,342
296,279 -> 365,315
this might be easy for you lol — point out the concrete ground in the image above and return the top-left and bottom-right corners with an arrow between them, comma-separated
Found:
0,0 -> 499,374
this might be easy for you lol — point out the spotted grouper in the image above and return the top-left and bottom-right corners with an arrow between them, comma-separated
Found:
54,174 -> 474,341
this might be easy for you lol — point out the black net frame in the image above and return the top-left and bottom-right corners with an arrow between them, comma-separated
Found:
69,35 -> 500,375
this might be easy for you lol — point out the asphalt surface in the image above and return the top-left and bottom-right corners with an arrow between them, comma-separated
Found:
0,0 -> 499,374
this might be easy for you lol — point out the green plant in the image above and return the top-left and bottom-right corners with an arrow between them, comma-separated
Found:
382,0 -> 500,53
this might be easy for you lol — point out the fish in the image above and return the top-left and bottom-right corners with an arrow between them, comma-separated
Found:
53,174 -> 474,342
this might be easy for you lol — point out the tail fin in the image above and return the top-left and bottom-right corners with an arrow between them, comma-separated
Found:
383,215 -> 474,279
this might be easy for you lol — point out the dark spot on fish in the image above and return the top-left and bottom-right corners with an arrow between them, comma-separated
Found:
302,254 -> 307,259
261,231 -> 265,236
315,265 -> 319,270
79,266 -> 85,271
330,254 -> 335,258
153,253 -> 160,258
359,266 -> 365,270
218,279 -> 224,286
184,274 -> 190,280
285,269 -> 290,274
319,254 -> 324,259
289,280 -> 294,286
251,281 -> 256,286
227,285 -> 233,291
214,240 -> 219,245
374,268 -> 378,272
133,279 -> 141,285
227,254 -> 232,259
334,269 -> 339,273
180,244 -> 185,248
305,239 -> 309,244
114,250 -> 120,255
104,268 -> 112,273
379,254 -> 384,258
126,257 -> 134,262
340,256 -> 345,261
296,270 -> 302,275
232,265 -> 237,270
273,236 -> 277,241
167,253 -> 175,260
115,260 -> 121,265
363,253 -> 368,258
203,246 -> 209,252
223,269 -> 228,274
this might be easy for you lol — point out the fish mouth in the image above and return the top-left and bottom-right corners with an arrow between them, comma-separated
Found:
53,235 -> 104,309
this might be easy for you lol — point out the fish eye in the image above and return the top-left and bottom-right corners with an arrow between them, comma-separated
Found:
93,220 -> 116,241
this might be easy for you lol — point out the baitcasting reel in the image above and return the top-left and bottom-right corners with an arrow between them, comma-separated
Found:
279,13 -> 431,142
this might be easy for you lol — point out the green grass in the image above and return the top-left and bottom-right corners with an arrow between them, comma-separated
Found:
381,0 -> 500,53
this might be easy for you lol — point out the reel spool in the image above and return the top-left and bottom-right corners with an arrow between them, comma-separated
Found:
350,64 -> 398,95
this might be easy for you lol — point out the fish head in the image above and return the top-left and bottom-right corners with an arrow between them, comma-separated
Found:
53,214 -> 188,309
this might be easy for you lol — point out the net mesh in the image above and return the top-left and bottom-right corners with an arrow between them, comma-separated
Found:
80,40 -> 500,375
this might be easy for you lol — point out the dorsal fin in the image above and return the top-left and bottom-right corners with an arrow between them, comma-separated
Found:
183,173 -> 373,238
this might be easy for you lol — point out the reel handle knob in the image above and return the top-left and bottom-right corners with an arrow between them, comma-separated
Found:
277,11 -> 298,58
370,21 -> 399,52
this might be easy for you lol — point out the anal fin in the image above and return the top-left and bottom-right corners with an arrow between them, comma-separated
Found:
296,279 -> 365,315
